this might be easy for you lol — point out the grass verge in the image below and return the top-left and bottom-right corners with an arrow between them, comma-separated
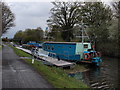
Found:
0,45 -> 2,51
24,59 -> 89,88
9,45 -> 31,57
10,45 -> 89,88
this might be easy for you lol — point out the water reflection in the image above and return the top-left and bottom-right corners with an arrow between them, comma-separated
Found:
69,57 -> 119,89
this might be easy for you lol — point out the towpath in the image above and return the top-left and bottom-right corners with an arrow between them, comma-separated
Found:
2,45 -> 53,88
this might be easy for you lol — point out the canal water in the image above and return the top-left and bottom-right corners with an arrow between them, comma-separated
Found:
69,57 -> 119,89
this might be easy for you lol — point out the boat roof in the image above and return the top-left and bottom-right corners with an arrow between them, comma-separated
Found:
44,41 -> 90,45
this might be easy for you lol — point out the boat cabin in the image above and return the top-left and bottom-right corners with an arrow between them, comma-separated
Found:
42,42 -> 92,61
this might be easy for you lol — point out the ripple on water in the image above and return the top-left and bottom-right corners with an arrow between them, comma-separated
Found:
69,57 -> 118,89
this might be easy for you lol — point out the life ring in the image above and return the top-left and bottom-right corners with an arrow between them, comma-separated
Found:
96,52 -> 101,57
84,53 -> 91,60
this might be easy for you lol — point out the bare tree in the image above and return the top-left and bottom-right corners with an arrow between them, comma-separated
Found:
47,2 -> 82,42
0,1 -> 15,35
112,2 -> 120,18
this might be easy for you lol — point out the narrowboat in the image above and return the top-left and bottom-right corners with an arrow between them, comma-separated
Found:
27,41 -> 42,48
42,42 -> 102,66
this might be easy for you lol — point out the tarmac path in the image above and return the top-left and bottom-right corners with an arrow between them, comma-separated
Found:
2,45 -> 53,88
0,47 -> 2,89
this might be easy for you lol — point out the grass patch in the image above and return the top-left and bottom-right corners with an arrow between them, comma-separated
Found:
24,59 -> 89,88
0,45 -> 2,51
9,45 -> 31,57
9,45 -> 89,88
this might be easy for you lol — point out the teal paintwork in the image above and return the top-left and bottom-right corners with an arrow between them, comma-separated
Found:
76,43 -> 91,59
42,42 -> 102,66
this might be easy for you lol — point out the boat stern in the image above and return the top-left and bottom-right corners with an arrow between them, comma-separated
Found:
92,57 -> 102,66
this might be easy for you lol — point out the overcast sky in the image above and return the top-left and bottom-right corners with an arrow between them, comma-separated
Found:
2,0 -> 112,38
2,2 -> 53,38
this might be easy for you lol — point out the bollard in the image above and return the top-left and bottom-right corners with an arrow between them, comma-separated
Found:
32,58 -> 34,64
31,47 -> 35,64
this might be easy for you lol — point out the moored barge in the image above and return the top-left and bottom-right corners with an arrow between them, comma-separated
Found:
42,42 -> 102,66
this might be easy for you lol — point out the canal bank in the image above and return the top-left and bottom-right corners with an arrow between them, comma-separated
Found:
9,44 -> 89,88
8,43 -> 119,89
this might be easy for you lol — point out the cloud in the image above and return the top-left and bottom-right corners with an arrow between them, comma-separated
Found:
2,2 -> 53,38
12,2 -> 52,17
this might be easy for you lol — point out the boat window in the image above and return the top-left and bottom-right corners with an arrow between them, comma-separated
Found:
58,46 -> 60,48
84,44 -> 88,48
44,45 -> 46,49
69,47 -> 71,48
43,45 -> 45,49
45,46 -> 47,49
48,46 -> 50,50
52,46 -> 54,50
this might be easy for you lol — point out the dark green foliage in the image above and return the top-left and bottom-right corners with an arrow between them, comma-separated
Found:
14,27 -> 44,44
93,2 -> 120,57
81,2 -> 113,44
112,2 -> 120,56
109,19 -> 118,43
46,25 -> 63,41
